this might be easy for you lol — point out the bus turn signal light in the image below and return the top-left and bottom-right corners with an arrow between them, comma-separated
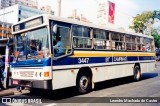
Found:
44,72 -> 49,77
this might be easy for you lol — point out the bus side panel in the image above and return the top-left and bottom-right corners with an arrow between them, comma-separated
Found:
52,61 -> 155,90
92,63 -> 134,83
91,66 -> 105,82
52,67 -> 78,90
148,61 -> 156,72
140,61 -> 155,73
104,64 -> 134,80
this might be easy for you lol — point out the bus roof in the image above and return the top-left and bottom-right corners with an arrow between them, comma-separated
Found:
13,14 -> 154,39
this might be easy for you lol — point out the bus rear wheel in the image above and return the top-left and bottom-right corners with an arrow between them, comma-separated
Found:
134,65 -> 141,81
76,72 -> 91,94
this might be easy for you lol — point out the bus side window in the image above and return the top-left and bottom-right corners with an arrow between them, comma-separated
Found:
145,38 -> 152,52
111,32 -> 118,50
93,29 -> 110,50
125,35 -> 130,50
53,26 -> 71,57
137,37 -> 142,51
150,39 -> 155,52
72,25 -> 92,49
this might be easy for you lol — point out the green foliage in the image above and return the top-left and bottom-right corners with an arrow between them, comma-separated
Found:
151,29 -> 160,48
129,11 -> 154,33
130,11 -> 160,48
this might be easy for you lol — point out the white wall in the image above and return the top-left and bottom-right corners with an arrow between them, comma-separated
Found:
0,4 -> 19,24
0,4 -> 45,24
19,4 -> 44,19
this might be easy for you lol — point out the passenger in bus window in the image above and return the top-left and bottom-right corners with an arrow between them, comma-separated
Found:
142,45 -> 146,51
53,36 -> 65,57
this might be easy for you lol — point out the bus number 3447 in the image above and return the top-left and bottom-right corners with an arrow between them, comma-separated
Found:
78,58 -> 89,64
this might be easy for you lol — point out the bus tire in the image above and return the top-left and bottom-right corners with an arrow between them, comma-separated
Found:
133,65 -> 141,81
76,71 -> 91,94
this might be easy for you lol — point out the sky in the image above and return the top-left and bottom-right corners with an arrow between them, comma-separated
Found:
37,0 -> 160,30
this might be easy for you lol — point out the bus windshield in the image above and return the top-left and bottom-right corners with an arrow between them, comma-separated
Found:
14,27 -> 49,59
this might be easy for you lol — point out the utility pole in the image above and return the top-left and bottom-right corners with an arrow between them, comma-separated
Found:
57,0 -> 61,16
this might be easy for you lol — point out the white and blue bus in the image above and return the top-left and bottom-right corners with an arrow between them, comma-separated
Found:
11,14 -> 156,94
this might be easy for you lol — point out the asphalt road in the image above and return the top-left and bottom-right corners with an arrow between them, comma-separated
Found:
1,62 -> 160,106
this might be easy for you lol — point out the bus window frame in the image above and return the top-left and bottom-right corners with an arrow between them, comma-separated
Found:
144,37 -> 154,52
72,25 -> 93,50
110,32 -> 125,51
52,25 -> 73,60
125,35 -> 137,51
93,29 -> 110,50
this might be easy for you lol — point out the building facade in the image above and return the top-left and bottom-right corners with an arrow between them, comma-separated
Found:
40,5 -> 54,15
0,21 -> 12,53
97,2 -> 107,26
97,1 -> 115,28
0,4 -> 45,41
0,21 -> 12,39
15,0 -> 38,9
0,0 -> 38,9
0,4 -> 45,24
68,9 -> 91,23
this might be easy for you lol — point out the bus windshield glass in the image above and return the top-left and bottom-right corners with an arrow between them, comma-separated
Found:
14,27 -> 49,59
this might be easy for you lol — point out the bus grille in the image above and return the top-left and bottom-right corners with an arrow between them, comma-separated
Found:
20,71 -> 34,77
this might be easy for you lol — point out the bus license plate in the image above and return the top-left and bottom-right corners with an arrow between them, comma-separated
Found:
13,80 -> 18,85
21,81 -> 32,87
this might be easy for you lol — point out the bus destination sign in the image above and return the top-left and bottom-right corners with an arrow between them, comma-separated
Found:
25,17 -> 43,29
13,17 -> 43,32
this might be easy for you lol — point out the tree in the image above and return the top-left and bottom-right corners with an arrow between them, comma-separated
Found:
129,11 -> 154,33
151,29 -> 160,48
130,11 -> 160,48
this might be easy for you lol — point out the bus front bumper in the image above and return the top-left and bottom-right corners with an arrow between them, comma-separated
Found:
11,79 -> 52,89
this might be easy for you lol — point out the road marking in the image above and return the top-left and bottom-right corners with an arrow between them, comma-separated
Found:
44,103 -> 57,106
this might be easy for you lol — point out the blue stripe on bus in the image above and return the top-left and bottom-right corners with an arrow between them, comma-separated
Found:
127,56 -> 138,61
11,56 -> 155,67
139,56 -> 154,61
53,56 -> 154,66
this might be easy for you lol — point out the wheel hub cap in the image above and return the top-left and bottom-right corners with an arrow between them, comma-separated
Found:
80,76 -> 88,90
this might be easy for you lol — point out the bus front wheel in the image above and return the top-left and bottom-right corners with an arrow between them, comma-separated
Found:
76,72 -> 91,94
133,65 -> 141,81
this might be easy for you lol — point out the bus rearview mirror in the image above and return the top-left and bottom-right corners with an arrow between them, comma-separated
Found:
53,24 -> 57,34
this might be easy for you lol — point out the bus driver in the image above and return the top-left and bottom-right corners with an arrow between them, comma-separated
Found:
53,36 -> 65,57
